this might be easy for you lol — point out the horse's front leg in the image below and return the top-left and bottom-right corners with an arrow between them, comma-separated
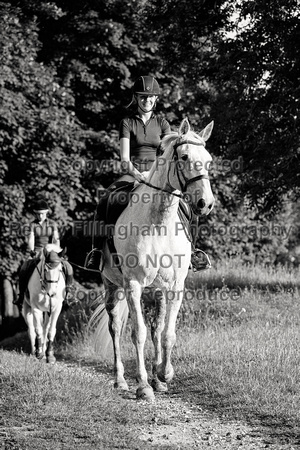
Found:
32,308 -> 45,360
157,286 -> 184,383
45,306 -> 62,364
23,302 -> 36,356
105,283 -> 129,392
148,289 -> 168,392
125,279 -> 155,402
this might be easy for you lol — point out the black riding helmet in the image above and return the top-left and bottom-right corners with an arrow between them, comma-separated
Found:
33,200 -> 49,212
133,76 -> 160,95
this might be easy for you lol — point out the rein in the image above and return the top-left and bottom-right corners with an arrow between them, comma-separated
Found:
140,138 -> 209,200
140,179 -> 183,198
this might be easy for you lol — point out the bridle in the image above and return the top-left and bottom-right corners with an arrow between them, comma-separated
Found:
43,261 -> 62,284
140,138 -> 210,201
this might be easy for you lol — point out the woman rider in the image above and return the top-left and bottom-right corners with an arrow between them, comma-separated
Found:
86,75 -> 211,272
86,75 -> 168,269
15,199 -> 74,311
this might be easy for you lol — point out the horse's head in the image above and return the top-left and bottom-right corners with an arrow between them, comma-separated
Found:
43,244 -> 64,269
159,118 -> 215,216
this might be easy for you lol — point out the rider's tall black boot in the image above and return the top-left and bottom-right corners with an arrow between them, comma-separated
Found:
85,194 -> 108,271
190,215 -> 212,272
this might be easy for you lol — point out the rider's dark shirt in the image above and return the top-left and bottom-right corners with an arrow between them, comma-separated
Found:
30,218 -> 58,251
119,113 -> 171,171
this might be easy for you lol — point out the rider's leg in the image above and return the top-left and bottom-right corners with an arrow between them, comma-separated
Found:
190,215 -> 211,271
15,259 -> 38,310
86,180 -> 135,271
85,195 -> 108,271
61,260 -> 76,301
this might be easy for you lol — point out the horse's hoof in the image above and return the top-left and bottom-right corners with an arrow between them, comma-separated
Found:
114,381 -> 129,391
151,378 -> 168,392
46,355 -> 56,364
136,386 -> 155,402
157,364 -> 174,383
36,351 -> 44,360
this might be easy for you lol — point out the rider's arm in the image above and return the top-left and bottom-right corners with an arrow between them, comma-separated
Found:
27,228 -> 35,252
52,223 -> 60,247
53,229 -> 60,247
120,137 -> 145,182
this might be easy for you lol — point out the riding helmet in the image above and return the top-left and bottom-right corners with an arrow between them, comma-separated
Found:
33,200 -> 49,212
133,76 -> 160,95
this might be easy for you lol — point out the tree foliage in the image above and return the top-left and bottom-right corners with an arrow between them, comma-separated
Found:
0,0 -> 299,283
145,0 -> 300,212
0,3 -> 87,276
215,0 -> 300,212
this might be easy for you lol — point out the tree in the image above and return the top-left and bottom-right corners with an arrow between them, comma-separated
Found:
144,0 -> 300,213
0,3 -> 88,279
212,0 -> 300,213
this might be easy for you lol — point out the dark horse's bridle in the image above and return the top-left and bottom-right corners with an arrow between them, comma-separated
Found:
140,138 -> 209,201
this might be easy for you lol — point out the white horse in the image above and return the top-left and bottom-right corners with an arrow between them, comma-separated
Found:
22,244 -> 66,363
92,118 -> 215,401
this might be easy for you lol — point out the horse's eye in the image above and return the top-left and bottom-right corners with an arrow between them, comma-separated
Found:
181,155 -> 188,161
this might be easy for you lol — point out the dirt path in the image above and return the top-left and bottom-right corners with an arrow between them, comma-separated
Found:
137,396 -> 264,449
60,360 -> 298,450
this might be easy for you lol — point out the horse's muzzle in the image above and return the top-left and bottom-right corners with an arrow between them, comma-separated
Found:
192,198 -> 215,216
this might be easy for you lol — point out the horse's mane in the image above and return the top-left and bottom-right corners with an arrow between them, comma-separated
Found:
160,131 -> 179,153
146,129 -> 206,181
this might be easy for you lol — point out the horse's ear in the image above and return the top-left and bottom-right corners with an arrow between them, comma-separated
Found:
58,247 -> 67,258
199,120 -> 214,142
178,118 -> 190,136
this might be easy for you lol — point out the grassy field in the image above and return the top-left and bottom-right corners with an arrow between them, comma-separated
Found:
1,258 -> 300,448
61,259 -> 300,426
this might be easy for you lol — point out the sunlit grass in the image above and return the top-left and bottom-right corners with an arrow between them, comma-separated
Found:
173,291 -> 300,424
0,350 -> 154,449
185,256 -> 300,292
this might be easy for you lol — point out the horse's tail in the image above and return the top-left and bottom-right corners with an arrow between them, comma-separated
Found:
87,293 -> 129,359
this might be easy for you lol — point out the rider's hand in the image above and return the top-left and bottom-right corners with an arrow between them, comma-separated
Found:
30,250 -> 36,258
134,171 -> 147,183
